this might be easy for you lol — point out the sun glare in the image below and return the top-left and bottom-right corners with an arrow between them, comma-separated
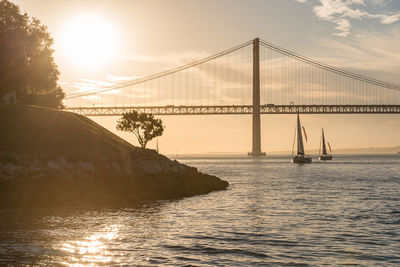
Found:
61,16 -> 116,68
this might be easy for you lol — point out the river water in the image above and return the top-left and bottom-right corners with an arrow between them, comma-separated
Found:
1,155 -> 400,266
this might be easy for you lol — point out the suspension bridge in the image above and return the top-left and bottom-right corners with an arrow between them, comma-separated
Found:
64,38 -> 400,156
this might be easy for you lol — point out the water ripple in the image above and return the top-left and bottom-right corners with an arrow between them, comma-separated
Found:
1,155 -> 400,265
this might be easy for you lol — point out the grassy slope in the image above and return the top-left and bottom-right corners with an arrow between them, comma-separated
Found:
0,105 -> 136,158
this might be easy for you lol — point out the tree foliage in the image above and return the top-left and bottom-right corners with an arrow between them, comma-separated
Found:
116,111 -> 164,149
0,0 -> 64,109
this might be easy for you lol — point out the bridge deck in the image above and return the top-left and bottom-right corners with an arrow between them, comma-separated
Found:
65,105 -> 400,116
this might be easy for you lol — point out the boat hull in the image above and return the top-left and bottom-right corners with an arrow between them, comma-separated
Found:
291,155 -> 312,164
319,155 -> 333,161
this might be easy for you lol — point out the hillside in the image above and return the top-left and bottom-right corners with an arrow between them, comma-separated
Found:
0,105 -> 228,208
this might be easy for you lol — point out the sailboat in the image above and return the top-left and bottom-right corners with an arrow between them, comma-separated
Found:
319,128 -> 333,161
291,113 -> 312,164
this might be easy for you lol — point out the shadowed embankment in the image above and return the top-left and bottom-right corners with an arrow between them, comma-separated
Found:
0,105 -> 228,208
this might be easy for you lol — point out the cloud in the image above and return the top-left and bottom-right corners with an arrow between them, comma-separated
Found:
380,13 -> 400,23
106,74 -> 141,83
118,50 -> 210,66
315,28 -> 400,83
297,0 -> 400,36
63,49 -> 230,104
333,18 -> 351,36
62,76 -> 133,96
63,49 -> 210,95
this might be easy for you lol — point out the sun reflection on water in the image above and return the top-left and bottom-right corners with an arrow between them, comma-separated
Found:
57,224 -> 120,265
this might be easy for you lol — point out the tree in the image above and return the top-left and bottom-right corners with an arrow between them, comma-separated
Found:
0,0 -> 64,109
116,111 -> 164,149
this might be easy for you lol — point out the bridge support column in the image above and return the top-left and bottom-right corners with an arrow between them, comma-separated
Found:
248,38 -> 266,157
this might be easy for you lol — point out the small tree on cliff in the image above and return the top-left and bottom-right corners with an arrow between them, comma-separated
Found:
0,0 -> 65,109
116,111 -> 164,149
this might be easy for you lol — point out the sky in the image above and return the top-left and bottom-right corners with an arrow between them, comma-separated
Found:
12,0 -> 400,154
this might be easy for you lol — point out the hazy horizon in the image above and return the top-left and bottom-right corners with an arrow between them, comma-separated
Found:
162,144 -> 400,156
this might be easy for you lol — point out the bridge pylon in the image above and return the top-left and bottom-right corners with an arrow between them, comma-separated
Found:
248,38 -> 266,157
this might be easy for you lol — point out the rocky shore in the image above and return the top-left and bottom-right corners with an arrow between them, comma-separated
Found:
0,105 -> 228,208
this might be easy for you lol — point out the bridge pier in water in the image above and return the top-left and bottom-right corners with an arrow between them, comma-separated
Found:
248,38 -> 266,157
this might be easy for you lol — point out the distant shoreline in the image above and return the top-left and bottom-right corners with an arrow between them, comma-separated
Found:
166,152 -> 400,159
164,145 -> 400,157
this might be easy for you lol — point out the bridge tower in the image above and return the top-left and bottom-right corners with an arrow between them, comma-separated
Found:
248,38 -> 266,157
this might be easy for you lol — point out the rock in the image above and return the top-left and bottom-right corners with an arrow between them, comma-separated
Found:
0,105 -> 228,208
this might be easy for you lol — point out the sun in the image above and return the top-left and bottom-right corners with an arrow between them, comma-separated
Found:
61,16 -> 116,68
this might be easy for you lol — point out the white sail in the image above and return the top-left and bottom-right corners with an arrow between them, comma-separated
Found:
297,114 -> 305,155
292,114 -> 312,163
